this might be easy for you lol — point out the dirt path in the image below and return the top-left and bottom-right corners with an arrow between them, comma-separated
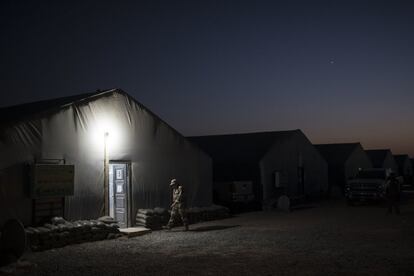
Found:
25,198 -> 414,275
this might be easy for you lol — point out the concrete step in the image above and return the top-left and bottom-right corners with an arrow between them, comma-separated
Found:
119,227 -> 151,238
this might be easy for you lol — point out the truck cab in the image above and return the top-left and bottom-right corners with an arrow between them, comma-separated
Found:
345,168 -> 394,204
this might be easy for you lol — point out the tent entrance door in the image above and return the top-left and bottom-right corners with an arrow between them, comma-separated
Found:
109,162 -> 130,228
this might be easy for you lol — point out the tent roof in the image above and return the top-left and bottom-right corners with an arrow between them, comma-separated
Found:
365,149 -> 392,167
394,154 -> 410,167
0,88 -> 179,136
0,89 -> 202,155
0,89 -> 119,125
314,143 -> 361,166
189,130 -> 300,164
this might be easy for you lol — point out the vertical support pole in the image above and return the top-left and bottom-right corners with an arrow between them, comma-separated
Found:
104,132 -> 109,216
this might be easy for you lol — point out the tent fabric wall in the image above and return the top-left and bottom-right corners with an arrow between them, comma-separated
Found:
189,131 -> 288,204
0,89 -> 212,227
315,143 -> 372,193
260,130 -> 328,202
190,129 -> 328,206
344,146 -> 373,180
394,155 -> 413,177
382,153 -> 398,173
0,120 -> 43,227
366,149 -> 398,172
403,159 -> 413,177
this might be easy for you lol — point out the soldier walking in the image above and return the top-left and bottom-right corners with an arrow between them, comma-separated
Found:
385,173 -> 400,214
165,179 -> 189,231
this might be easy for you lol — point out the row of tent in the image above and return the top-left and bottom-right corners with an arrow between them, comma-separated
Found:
314,145 -> 413,195
0,89 -> 412,227
190,133 -> 414,207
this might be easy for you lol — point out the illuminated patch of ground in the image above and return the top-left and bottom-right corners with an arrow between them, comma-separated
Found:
27,197 -> 414,275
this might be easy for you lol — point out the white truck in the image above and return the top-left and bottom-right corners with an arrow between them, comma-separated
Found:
345,168 -> 397,204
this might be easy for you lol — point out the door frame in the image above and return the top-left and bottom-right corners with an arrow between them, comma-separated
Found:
109,160 -> 132,228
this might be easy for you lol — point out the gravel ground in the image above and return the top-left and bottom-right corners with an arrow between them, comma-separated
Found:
24,196 -> 414,276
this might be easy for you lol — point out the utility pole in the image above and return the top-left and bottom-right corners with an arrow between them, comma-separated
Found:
103,132 -> 109,216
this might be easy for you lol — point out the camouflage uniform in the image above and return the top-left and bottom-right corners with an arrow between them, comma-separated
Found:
166,179 -> 189,230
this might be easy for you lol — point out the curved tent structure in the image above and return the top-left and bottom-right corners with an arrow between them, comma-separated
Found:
0,89 -> 212,227
190,130 -> 328,208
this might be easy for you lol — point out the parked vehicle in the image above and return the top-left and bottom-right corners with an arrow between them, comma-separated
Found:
213,181 -> 257,212
214,181 -> 255,203
345,168 -> 397,204
231,181 -> 255,203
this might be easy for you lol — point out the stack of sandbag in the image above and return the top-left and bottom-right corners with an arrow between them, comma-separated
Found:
135,208 -> 169,230
25,216 -> 121,252
135,205 -> 230,229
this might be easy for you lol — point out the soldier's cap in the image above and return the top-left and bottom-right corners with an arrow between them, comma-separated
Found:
170,179 -> 178,186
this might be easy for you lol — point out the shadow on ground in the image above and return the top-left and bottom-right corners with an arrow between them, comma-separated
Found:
190,225 -> 240,232
290,205 -> 316,211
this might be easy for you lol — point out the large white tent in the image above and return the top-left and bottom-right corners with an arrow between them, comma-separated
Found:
0,89 -> 212,227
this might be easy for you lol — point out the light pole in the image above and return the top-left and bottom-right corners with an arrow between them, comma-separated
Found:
103,132 -> 109,216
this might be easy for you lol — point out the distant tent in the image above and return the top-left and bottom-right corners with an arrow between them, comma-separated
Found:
0,89 -> 212,227
365,149 -> 398,172
315,143 -> 372,195
411,159 -> 414,179
190,130 -> 328,208
394,154 -> 414,184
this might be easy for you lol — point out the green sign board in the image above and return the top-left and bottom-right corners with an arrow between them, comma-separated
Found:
31,164 -> 75,198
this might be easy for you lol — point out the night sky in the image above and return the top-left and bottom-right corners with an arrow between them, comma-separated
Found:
1,1 -> 413,157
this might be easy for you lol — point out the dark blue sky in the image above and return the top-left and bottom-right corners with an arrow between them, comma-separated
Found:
1,0 -> 413,156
